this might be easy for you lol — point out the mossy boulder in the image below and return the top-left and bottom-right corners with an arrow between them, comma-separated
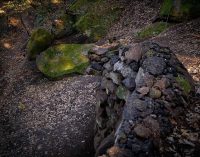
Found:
160,0 -> 200,21
27,28 -> 54,60
51,13 -> 75,38
69,0 -> 123,41
36,44 -> 93,78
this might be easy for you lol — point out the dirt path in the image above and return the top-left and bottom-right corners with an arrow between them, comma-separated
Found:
0,6 -> 100,157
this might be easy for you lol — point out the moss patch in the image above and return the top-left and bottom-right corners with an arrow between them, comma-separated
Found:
160,0 -> 200,21
136,22 -> 169,39
176,75 -> 191,95
27,28 -> 54,60
69,0 -> 123,41
116,86 -> 129,100
36,44 -> 93,78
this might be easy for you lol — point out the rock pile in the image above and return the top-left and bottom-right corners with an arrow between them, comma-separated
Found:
87,42 -> 199,157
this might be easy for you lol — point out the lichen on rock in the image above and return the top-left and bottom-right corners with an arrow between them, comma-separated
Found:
36,44 -> 93,78
27,28 -> 54,60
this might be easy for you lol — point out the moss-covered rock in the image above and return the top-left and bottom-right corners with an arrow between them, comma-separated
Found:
160,0 -> 200,21
176,75 -> 191,94
136,22 -> 169,39
69,0 -> 123,41
36,44 -> 93,78
27,28 -> 54,60
116,86 -> 129,100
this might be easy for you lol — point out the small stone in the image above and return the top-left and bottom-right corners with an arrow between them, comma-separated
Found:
103,61 -> 113,71
101,57 -> 109,63
110,55 -> 119,65
137,86 -> 149,96
143,73 -> 155,87
113,61 -> 124,72
114,61 -> 136,78
121,66 -> 136,78
143,116 -> 160,134
154,77 -> 170,90
101,78 -> 116,93
149,88 -> 162,99
116,86 -> 129,100
135,68 -> 145,87
142,56 -> 166,75
134,124 -> 151,138
196,87 -> 200,96
91,62 -> 103,71
89,54 -> 101,61
122,77 -> 136,90
91,46 -> 108,55
108,72 -> 122,85
129,61 -> 139,71
125,44 -> 143,63
133,99 -> 147,112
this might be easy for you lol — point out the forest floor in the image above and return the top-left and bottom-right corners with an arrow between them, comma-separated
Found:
0,0 -> 200,156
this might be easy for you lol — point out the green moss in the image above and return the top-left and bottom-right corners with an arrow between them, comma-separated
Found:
136,22 -> 169,39
116,86 -> 129,100
160,0 -> 200,20
27,28 -> 54,60
69,0 -> 123,41
176,75 -> 191,94
36,44 -> 93,78
160,0 -> 173,16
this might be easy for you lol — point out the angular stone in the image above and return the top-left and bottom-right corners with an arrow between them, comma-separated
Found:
137,86 -> 149,96
142,56 -> 166,75
125,44 -> 143,63
114,61 -> 136,78
134,124 -> 151,138
101,77 -> 116,93
103,61 -> 113,71
91,62 -> 103,71
135,68 -> 145,87
91,46 -> 108,55
122,77 -> 136,90
107,72 -> 122,85
154,77 -> 170,90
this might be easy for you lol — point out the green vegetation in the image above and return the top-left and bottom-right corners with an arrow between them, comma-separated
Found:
36,44 -> 93,78
160,0 -> 200,21
176,75 -> 191,94
27,28 -> 54,60
69,0 -> 123,41
136,22 -> 169,39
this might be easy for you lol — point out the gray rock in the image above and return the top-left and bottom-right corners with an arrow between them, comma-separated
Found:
124,44 -> 143,63
103,61 -> 113,71
114,61 -> 136,78
135,68 -> 145,87
134,124 -> 151,139
101,77 -> 117,93
122,77 -> 136,90
107,72 -> 122,85
92,46 -> 108,55
91,62 -> 103,71
142,56 -> 166,75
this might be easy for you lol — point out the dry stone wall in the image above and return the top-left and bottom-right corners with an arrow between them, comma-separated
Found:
87,41 -> 198,157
